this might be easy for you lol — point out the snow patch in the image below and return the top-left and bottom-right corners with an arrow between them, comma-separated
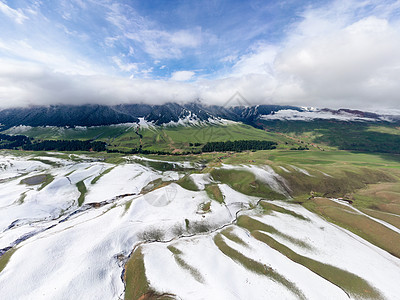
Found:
261,109 -> 384,122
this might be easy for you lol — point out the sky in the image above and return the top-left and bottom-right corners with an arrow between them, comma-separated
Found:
1,0 -> 400,111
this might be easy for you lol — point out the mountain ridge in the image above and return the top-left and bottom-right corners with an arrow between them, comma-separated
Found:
0,102 -> 397,129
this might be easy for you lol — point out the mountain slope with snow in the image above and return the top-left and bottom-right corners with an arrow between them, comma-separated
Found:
1,151 -> 399,299
1,103 -> 397,130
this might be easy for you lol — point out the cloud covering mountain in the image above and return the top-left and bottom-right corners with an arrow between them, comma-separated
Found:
1,0 -> 400,110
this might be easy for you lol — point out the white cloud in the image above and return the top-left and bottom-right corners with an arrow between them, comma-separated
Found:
0,1 -> 28,24
0,57 -> 287,108
125,28 -> 205,59
0,59 -> 200,108
128,46 -> 135,56
104,36 -> 119,48
271,14 -> 400,109
170,71 -> 195,81
1,0 -> 400,111
220,54 -> 238,63
102,2 -> 211,59
0,39 -> 99,76
232,44 -> 278,77
112,56 -> 139,72
215,0 -> 400,110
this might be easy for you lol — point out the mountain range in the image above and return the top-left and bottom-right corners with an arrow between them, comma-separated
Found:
1,103 -> 397,129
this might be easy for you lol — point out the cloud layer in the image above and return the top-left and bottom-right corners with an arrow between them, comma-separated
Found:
1,0 -> 400,111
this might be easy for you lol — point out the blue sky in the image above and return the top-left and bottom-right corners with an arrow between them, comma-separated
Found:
0,0 -> 310,79
1,0 -> 400,110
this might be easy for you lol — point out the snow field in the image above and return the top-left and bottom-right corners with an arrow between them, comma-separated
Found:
1,154 -> 400,300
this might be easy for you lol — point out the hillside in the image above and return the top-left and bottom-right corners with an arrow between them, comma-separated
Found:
1,103 -> 400,299
0,149 -> 399,299
1,102 -> 400,155
2,119 -> 400,155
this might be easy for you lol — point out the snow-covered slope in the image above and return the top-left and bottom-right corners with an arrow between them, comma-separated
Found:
0,153 -> 399,299
261,108 -> 393,122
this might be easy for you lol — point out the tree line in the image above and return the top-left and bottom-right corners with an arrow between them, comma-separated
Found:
202,140 -> 277,152
23,140 -> 106,152
0,134 -> 32,149
1,133 -> 277,154
0,133 -> 106,152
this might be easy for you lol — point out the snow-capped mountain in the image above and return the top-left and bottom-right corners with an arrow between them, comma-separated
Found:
0,102 -> 398,129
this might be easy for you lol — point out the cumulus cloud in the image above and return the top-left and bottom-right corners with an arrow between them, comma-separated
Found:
272,15 -> 400,109
214,0 -> 400,110
0,59 -> 276,108
170,71 -> 195,81
0,59 -> 197,108
231,44 -> 278,77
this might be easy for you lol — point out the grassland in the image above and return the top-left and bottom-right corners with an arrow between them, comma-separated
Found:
235,212 -> 383,299
132,123 -> 291,153
6,140 -> 400,207
261,120 -> 400,154
124,247 -> 150,300
18,192 -> 27,204
350,182 -> 400,229
29,157 -> 61,167
76,180 -> 87,206
0,248 -> 16,273
205,184 -> 224,203
167,245 -> 204,283
3,120 -> 400,299
210,168 -> 286,199
220,227 -> 248,247
215,149 -> 400,201
359,209 -> 400,228
5,124 -> 129,141
206,147 -> 400,263
124,247 -> 176,300
176,175 -> 198,191
4,123 -> 297,153
367,125 -> 400,135
4,126 -> 400,266
352,182 -> 400,214
14,142 -> 398,226
4,119 -> 400,157
303,198 -> 400,258
260,201 -> 310,221
252,230 -> 382,299
140,178 -> 172,195
237,215 -> 313,250
213,233 -> 306,299
91,167 -> 115,184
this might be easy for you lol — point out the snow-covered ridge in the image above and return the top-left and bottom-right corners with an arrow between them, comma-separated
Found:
161,111 -> 237,127
126,155 -> 203,169
1,153 -> 400,299
4,117 -> 238,135
221,164 -> 291,197
261,109 -> 392,122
